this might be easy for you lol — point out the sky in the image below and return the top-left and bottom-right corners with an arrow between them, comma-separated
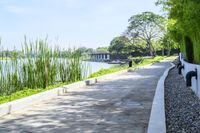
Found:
0,0 -> 161,50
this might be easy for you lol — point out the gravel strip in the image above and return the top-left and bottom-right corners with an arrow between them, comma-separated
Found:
165,61 -> 200,133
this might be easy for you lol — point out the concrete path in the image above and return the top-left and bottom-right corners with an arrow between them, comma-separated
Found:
0,61 -> 171,133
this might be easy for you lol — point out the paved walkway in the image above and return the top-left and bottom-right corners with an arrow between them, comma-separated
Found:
0,61 -> 171,133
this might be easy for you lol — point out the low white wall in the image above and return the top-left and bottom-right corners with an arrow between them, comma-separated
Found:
0,87 -> 69,117
179,53 -> 200,97
0,68 -> 129,117
147,63 -> 175,133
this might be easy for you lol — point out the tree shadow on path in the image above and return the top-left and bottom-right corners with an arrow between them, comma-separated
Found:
0,62 -> 171,133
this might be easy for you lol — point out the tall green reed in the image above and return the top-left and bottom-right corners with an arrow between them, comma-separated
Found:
0,38 -> 89,97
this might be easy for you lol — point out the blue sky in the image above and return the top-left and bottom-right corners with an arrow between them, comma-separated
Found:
0,0 -> 161,50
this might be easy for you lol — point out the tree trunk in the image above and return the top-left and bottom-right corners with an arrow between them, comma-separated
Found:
162,49 -> 164,56
167,48 -> 171,56
147,41 -> 153,56
151,45 -> 156,56
149,42 -> 155,57
150,50 -> 153,56
167,43 -> 171,56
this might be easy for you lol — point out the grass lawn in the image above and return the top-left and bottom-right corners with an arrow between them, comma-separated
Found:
0,83 -> 66,104
89,56 -> 177,78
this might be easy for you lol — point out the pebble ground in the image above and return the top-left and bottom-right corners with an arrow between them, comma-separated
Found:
165,61 -> 200,133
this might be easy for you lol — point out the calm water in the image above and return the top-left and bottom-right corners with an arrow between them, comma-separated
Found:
85,61 -> 115,74
0,60 -> 115,77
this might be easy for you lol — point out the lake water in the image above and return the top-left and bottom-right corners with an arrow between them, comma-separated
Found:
84,61 -> 115,74
0,60 -> 115,77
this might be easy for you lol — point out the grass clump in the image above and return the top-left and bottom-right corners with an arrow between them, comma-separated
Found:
88,65 -> 128,78
135,56 -> 165,66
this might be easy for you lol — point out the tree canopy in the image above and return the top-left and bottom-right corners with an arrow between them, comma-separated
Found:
96,47 -> 108,53
126,12 -> 166,56
157,0 -> 200,63
108,36 -> 129,54
107,11 -> 178,57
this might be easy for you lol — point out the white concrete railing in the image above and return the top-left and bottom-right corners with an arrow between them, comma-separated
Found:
179,53 -> 200,97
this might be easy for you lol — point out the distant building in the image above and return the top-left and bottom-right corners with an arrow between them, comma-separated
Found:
90,52 -> 128,62
90,52 -> 110,62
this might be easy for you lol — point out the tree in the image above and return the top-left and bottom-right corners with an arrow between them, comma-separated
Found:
160,32 -> 178,56
96,47 -> 108,53
86,48 -> 94,54
75,47 -> 94,55
156,0 -> 200,63
108,36 -> 129,54
126,12 -> 165,56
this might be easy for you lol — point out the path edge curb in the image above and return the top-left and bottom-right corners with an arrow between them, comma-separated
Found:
147,62 -> 175,133
0,67 -> 129,117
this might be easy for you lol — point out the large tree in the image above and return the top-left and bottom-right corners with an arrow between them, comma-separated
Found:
109,35 -> 147,56
108,36 -> 130,54
96,47 -> 108,53
160,32 -> 179,56
126,12 -> 165,56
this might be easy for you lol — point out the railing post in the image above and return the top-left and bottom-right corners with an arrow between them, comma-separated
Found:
129,60 -> 133,67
